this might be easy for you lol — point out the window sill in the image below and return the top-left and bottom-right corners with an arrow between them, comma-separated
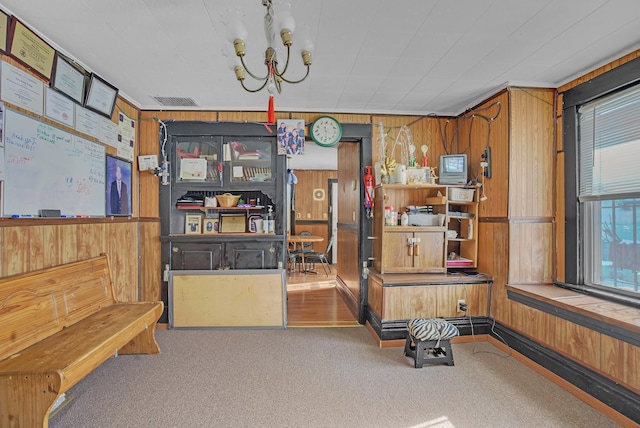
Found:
506,284 -> 640,347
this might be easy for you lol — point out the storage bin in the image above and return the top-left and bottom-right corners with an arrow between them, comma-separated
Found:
448,188 -> 475,202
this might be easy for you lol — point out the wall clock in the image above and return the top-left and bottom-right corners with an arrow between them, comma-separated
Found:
310,116 -> 342,147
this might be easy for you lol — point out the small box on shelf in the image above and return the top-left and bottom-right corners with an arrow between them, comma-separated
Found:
425,195 -> 447,205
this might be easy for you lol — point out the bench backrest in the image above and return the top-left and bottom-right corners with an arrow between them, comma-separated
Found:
0,255 -> 116,361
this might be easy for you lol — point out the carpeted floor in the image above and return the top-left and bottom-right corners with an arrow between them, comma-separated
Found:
50,327 -> 622,428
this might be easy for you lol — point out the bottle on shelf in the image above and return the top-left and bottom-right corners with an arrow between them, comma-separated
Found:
400,211 -> 409,226
265,205 -> 275,234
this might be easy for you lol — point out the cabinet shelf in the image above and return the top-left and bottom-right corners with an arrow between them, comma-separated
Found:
200,206 -> 265,212
169,232 -> 275,237
383,226 -> 446,232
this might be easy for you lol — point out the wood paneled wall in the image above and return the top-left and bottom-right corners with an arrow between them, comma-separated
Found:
370,115 -> 455,167
457,92 -> 510,219
0,54 -> 144,303
293,170 -> 336,222
292,169 -> 336,249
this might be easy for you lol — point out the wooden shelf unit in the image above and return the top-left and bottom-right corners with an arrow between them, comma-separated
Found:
372,184 -> 479,274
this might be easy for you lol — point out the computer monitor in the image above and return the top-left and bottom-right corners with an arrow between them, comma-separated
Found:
439,154 -> 468,185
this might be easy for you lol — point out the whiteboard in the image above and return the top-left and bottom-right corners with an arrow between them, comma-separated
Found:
3,108 -> 106,217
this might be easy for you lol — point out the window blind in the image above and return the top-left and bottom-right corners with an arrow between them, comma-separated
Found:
578,83 -> 640,200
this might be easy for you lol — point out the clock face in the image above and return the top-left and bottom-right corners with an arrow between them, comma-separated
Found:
311,116 -> 342,147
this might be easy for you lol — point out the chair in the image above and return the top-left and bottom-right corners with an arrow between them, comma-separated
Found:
303,236 -> 334,276
403,318 -> 459,368
297,230 -> 315,253
286,247 -> 302,277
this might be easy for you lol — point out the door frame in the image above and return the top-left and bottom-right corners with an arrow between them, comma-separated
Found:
335,124 -> 372,324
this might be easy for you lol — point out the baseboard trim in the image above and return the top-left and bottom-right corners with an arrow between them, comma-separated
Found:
366,310 -> 493,341
491,322 -> 640,425
335,277 -> 360,320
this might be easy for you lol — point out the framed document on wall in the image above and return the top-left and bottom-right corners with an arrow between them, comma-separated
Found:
51,54 -> 87,104
8,17 -> 55,81
84,73 -> 118,118
0,9 -> 9,53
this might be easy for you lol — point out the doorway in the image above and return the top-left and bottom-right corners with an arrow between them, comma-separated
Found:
285,123 -> 372,326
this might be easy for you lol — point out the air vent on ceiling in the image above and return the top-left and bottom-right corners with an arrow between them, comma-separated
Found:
151,96 -> 199,107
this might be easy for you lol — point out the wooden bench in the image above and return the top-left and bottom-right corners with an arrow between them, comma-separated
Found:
0,255 -> 164,427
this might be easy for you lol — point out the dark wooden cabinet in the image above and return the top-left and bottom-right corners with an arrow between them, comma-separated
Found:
160,122 -> 286,279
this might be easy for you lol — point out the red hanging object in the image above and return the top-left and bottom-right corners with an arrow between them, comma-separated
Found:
267,94 -> 275,124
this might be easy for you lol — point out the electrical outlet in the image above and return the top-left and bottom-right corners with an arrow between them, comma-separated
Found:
457,299 -> 467,312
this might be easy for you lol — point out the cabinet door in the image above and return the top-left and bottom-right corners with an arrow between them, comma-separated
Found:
225,241 -> 283,269
224,137 -> 273,184
414,231 -> 445,272
381,232 -> 414,273
174,138 -> 221,184
171,242 -> 223,270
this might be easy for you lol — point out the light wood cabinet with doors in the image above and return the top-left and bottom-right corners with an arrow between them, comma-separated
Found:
372,184 -> 479,273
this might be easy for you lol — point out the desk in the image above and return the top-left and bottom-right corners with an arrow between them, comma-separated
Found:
287,235 -> 324,274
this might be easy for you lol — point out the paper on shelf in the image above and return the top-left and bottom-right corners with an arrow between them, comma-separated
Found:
180,158 -> 207,180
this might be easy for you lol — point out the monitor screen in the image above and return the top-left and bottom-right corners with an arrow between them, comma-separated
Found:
443,156 -> 465,173
439,154 -> 468,184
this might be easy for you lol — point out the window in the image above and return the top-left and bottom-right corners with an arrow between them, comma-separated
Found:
563,57 -> 640,304
578,85 -> 640,295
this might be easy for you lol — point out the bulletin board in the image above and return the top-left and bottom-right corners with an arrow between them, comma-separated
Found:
3,108 -> 106,217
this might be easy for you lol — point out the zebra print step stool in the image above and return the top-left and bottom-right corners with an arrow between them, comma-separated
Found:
404,318 -> 460,368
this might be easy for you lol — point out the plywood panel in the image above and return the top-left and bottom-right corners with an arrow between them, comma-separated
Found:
367,276 -> 383,319
460,91 -> 510,219
337,229 -> 360,302
600,334 -> 622,381
294,170 -> 336,221
56,224 -> 79,264
478,222 -> 510,322
369,115 -> 454,168
508,88 -> 555,218
383,285 -> 438,320
337,142 -> 360,224
170,271 -> 285,327
0,226 -> 29,276
140,220 -> 162,302
621,341 -> 640,392
508,222 -> 553,284
380,283 -> 488,320
28,225 -> 58,270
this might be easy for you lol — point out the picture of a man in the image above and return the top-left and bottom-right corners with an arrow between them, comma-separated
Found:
109,165 -> 129,215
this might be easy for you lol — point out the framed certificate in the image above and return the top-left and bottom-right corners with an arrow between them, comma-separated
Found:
0,9 -> 9,53
185,214 -> 202,234
51,54 -> 87,104
8,17 -> 55,81
84,73 -> 118,119
219,214 -> 246,233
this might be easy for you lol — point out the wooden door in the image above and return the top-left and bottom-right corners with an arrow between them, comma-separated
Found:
413,231 -> 446,272
337,142 -> 361,312
381,232 -> 414,272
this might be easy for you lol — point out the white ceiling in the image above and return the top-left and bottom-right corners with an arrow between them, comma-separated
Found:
1,0 -> 640,116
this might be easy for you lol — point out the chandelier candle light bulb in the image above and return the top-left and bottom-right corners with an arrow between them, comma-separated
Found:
226,0 -> 312,94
